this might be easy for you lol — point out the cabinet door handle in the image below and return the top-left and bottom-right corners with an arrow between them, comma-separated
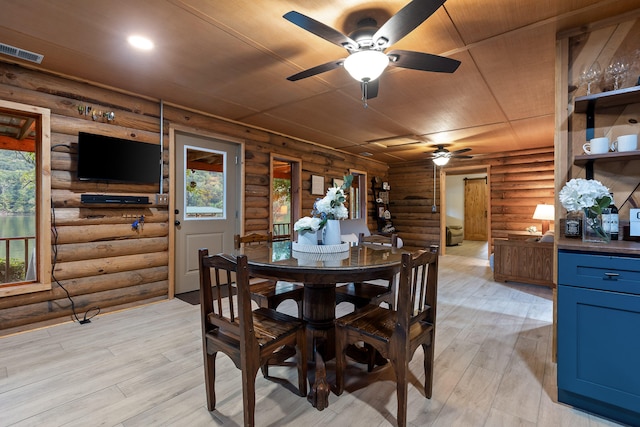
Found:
603,272 -> 619,280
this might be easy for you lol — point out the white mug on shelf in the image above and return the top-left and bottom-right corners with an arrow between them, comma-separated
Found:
582,137 -> 611,154
613,134 -> 638,152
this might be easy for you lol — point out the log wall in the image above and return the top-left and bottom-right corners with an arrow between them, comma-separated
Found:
0,58 -> 554,333
389,147 -> 555,249
0,61 -> 387,333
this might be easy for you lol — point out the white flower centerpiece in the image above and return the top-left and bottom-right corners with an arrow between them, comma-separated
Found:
292,175 -> 353,252
313,175 -> 353,246
558,178 -> 611,242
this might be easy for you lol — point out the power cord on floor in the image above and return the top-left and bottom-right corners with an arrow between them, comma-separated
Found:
49,148 -> 101,324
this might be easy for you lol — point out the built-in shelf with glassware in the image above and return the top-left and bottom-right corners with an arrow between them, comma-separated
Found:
573,85 -> 640,178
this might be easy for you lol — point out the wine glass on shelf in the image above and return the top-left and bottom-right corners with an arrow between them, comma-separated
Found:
579,62 -> 601,95
605,58 -> 630,91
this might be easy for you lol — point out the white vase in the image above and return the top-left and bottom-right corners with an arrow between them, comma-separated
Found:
323,219 -> 342,245
297,230 -> 318,245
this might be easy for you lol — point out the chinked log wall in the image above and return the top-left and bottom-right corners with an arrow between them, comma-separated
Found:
0,61 -> 388,333
389,147 -> 555,249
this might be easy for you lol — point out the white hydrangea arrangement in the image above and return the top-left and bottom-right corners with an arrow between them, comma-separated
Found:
314,186 -> 349,220
312,175 -> 353,227
293,216 -> 322,233
558,178 -> 611,214
293,175 -> 353,235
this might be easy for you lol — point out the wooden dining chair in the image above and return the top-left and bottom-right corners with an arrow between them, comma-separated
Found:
335,245 -> 439,427
335,232 -> 399,310
198,249 -> 307,426
234,232 -> 304,318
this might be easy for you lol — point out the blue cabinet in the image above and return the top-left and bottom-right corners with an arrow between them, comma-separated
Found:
557,250 -> 640,426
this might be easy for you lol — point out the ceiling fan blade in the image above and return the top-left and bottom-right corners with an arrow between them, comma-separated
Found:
284,11 -> 358,50
373,0 -> 446,47
387,49 -> 461,73
361,79 -> 379,99
286,59 -> 345,81
453,154 -> 473,159
451,147 -> 472,155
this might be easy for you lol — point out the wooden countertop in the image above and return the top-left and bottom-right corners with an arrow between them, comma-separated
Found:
557,237 -> 640,256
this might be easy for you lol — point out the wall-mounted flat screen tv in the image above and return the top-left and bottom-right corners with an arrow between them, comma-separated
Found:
77,132 -> 161,184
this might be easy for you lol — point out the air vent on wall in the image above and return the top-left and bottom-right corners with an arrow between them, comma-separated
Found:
0,43 -> 44,64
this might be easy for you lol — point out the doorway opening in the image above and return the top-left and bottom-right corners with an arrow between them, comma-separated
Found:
271,155 -> 301,240
348,169 -> 367,220
440,165 -> 490,260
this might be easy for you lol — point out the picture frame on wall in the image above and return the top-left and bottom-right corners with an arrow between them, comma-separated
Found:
311,175 -> 324,195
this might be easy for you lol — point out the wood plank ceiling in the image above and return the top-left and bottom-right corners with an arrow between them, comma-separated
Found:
0,0 -> 638,164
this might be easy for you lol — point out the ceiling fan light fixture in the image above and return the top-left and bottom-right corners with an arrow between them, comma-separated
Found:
432,156 -> 449,166
343,50 -> 389,82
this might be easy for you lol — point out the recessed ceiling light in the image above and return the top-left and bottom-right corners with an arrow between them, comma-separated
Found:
127,35 -> 154,51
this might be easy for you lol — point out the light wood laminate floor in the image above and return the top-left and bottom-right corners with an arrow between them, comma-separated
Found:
0,251 -> 624,426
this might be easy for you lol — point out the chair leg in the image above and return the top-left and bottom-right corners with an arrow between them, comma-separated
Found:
393,357 -> 409,427
335,329 -> 346,395
365,343 -> 376,372
296,328 -> 308,397
423,340 -> 434,398
296,299 -> 303,318
204,351 -> 217,411
241,366 -> 259,427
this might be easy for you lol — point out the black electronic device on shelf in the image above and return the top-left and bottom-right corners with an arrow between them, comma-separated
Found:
80,194 -> 150,204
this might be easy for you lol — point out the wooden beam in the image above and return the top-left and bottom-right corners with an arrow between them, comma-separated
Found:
0,135 -> 35,152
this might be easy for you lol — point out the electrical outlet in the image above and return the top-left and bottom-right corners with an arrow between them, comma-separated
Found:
156,194 -> 169,205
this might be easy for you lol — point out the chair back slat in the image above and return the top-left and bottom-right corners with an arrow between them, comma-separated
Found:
397,245 -> 439,330
199,249 -> 252,339
234,232 -> 273,250
359,232 -> 398,247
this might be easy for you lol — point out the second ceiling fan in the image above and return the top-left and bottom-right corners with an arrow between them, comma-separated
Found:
284,0 -> 460,103
427,145 -> 472,166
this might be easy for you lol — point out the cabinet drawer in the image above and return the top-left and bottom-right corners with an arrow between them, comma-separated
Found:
558,252 -> 640,294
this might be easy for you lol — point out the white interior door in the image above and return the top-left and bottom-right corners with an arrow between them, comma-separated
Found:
174,131 -> 241,294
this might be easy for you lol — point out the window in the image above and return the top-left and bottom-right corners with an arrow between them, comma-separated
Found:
0,101 -> 51,297
184,146 -> 225,219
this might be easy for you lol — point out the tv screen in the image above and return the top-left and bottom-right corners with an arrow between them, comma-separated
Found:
77,132 -> 161,184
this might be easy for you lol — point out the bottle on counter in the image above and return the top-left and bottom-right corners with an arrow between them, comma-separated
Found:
603,193 -> 619,240
609,193 -> 619,240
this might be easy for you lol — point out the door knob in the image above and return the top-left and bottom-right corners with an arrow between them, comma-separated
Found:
174,220 -> 181,226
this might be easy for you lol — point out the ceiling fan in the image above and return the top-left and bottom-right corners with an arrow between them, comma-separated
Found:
283,0 -> 461,105
427,145 -> 472,166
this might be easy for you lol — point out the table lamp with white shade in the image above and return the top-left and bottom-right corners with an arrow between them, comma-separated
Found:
533,204 -> 555,234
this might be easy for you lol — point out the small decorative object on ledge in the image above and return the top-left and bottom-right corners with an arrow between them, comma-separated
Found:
564,211 -> 582,238
559,178 -> 612,243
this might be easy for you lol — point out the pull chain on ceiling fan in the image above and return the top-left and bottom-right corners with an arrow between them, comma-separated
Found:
283,0 -> 461,106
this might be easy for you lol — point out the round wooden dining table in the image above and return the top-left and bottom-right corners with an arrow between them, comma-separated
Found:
236,240 -> 413,411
